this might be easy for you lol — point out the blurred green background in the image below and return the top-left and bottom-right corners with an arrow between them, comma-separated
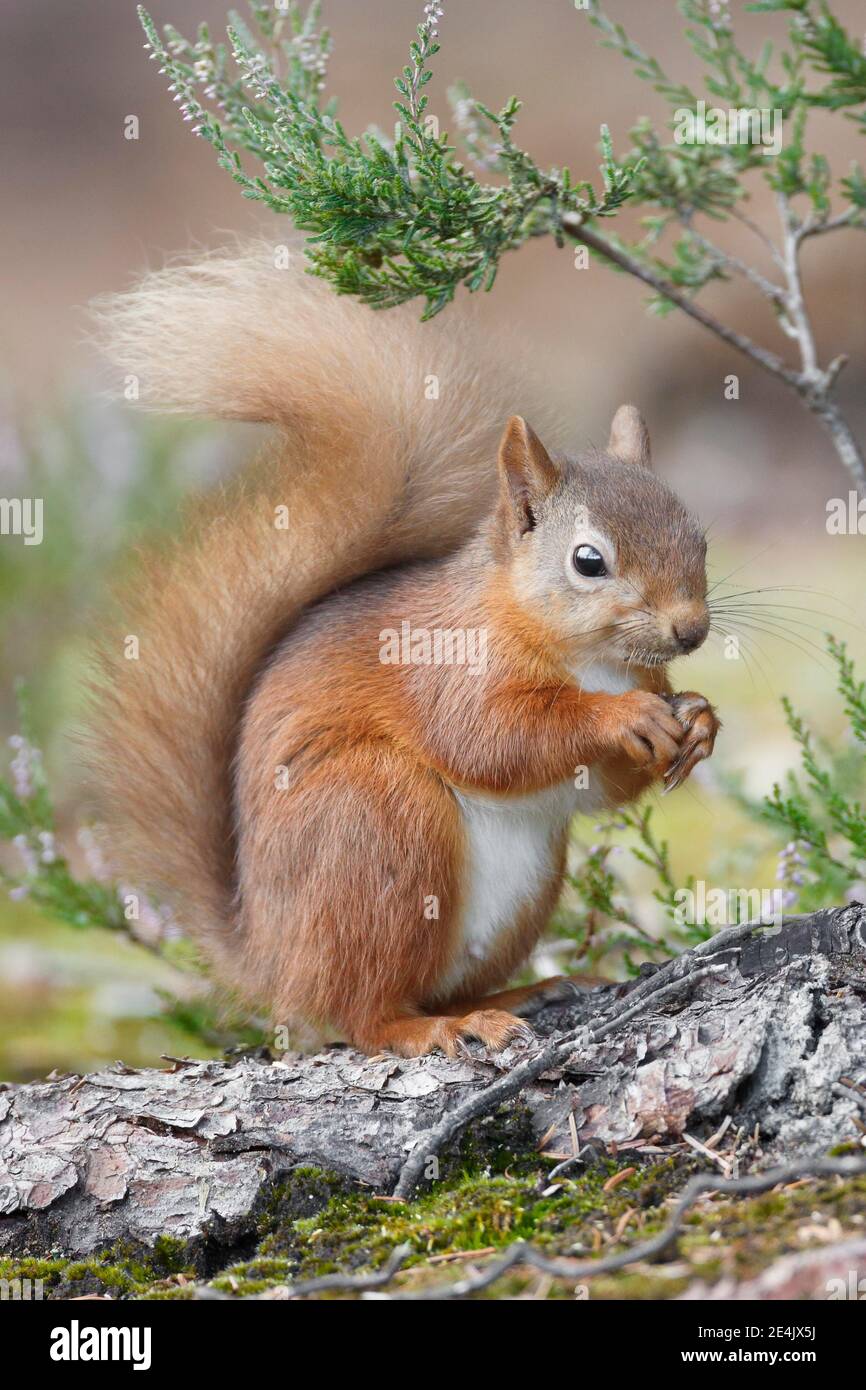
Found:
0,402 -> 242,1077
1,0 -> 864,1081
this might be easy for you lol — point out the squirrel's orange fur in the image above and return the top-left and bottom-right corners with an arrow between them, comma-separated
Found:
89,243 -> 718,1057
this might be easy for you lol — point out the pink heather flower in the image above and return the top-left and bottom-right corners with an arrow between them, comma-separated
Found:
77,826 -> 110,881
38,830 -> 57,865
9,734 -> 42,800
12,835 -> 38,875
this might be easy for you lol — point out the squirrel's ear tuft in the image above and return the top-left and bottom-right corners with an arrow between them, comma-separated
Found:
497,416 -> 559,537
608,404 -> 652,468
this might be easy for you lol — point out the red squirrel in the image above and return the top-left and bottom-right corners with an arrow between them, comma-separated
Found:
90,243 -> 719,1058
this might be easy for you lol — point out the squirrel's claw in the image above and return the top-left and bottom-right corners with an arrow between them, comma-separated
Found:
662,693 -> 721,792
663,737 -> 710,792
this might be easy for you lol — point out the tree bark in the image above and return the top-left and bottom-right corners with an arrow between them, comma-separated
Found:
1,905 -> 864,1263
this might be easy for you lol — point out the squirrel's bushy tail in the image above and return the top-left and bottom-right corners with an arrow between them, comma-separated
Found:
88,242 -> 550,979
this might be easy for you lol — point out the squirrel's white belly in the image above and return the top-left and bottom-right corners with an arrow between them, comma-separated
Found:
438,662 -> 638,998
438,775 -> 611,997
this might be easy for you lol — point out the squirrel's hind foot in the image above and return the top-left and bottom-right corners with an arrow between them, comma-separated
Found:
360,1010 -> 534,1059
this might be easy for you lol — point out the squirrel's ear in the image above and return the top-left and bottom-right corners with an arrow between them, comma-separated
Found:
497,416 -> 559,536
608,404 -> 652,468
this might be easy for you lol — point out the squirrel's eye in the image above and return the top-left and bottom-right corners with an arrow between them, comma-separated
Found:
572,544 -> 607,578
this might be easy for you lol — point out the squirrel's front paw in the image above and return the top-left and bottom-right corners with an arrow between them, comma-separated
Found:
612,690 -> 684,770
662,691 -> 720,791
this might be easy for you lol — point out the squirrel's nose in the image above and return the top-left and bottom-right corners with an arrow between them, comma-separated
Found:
672,613 -> 709,653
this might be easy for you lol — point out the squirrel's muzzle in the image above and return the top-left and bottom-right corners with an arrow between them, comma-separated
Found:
672,611 -> 710,654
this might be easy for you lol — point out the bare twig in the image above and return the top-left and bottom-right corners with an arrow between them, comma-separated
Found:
777,192 -> 820,382
798,207 -> 863,242
683,220 -> 787,307
561,213 -> 801,387
386,1155 -> 866,1300
561,211 -> 866,496
288,1242 -> 415,1297
728,206 -> 786,272
683,1130 -> 733,1177
186,1240 -> 416,1300
705,1114 -> 733,1150
833,1080 -> 866,1114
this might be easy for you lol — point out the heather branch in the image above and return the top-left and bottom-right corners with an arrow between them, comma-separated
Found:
561,211 -> 866,495
140,1 -> 866,491
138,1 -> 637,320
560,213 -> 802,387
681,221 -> 788,307
799,206 -> 862,240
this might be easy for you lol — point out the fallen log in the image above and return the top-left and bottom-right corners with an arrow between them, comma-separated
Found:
1,905 -> 864,1264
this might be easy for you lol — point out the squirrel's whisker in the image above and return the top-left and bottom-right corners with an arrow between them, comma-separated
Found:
709,599 -> 865,637
707,623 -> 761,690
708,605 -> 842,639
711,608 -> 836,654
708,582 -> 857,612
705,545 -> 776,596
707,623 -> 774,695
712,612 -> 825,656
712,615 -> 833,672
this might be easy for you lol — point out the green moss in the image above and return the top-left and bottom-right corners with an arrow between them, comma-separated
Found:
288,1159 -> 676,1278
8,1161 -> 865,1301
0,1256 -> 68,1288
213,1162 -> 866,1300
670,1173 -> 866,1289
201,1154 -> 691,1297
0,1234 -> 197,1300
151,1234 -> 193,1274
258,1165 -> 349,1243
210,1256 -> 295,1296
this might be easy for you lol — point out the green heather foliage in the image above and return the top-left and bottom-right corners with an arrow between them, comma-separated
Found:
740,636 -> 866,911
0,686 -> 128,937
136,0 -> 636,317
136,0 -> 866,494
583,0 -> 866,310
0,691 -> 239,1045
137,0 -> 865,318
